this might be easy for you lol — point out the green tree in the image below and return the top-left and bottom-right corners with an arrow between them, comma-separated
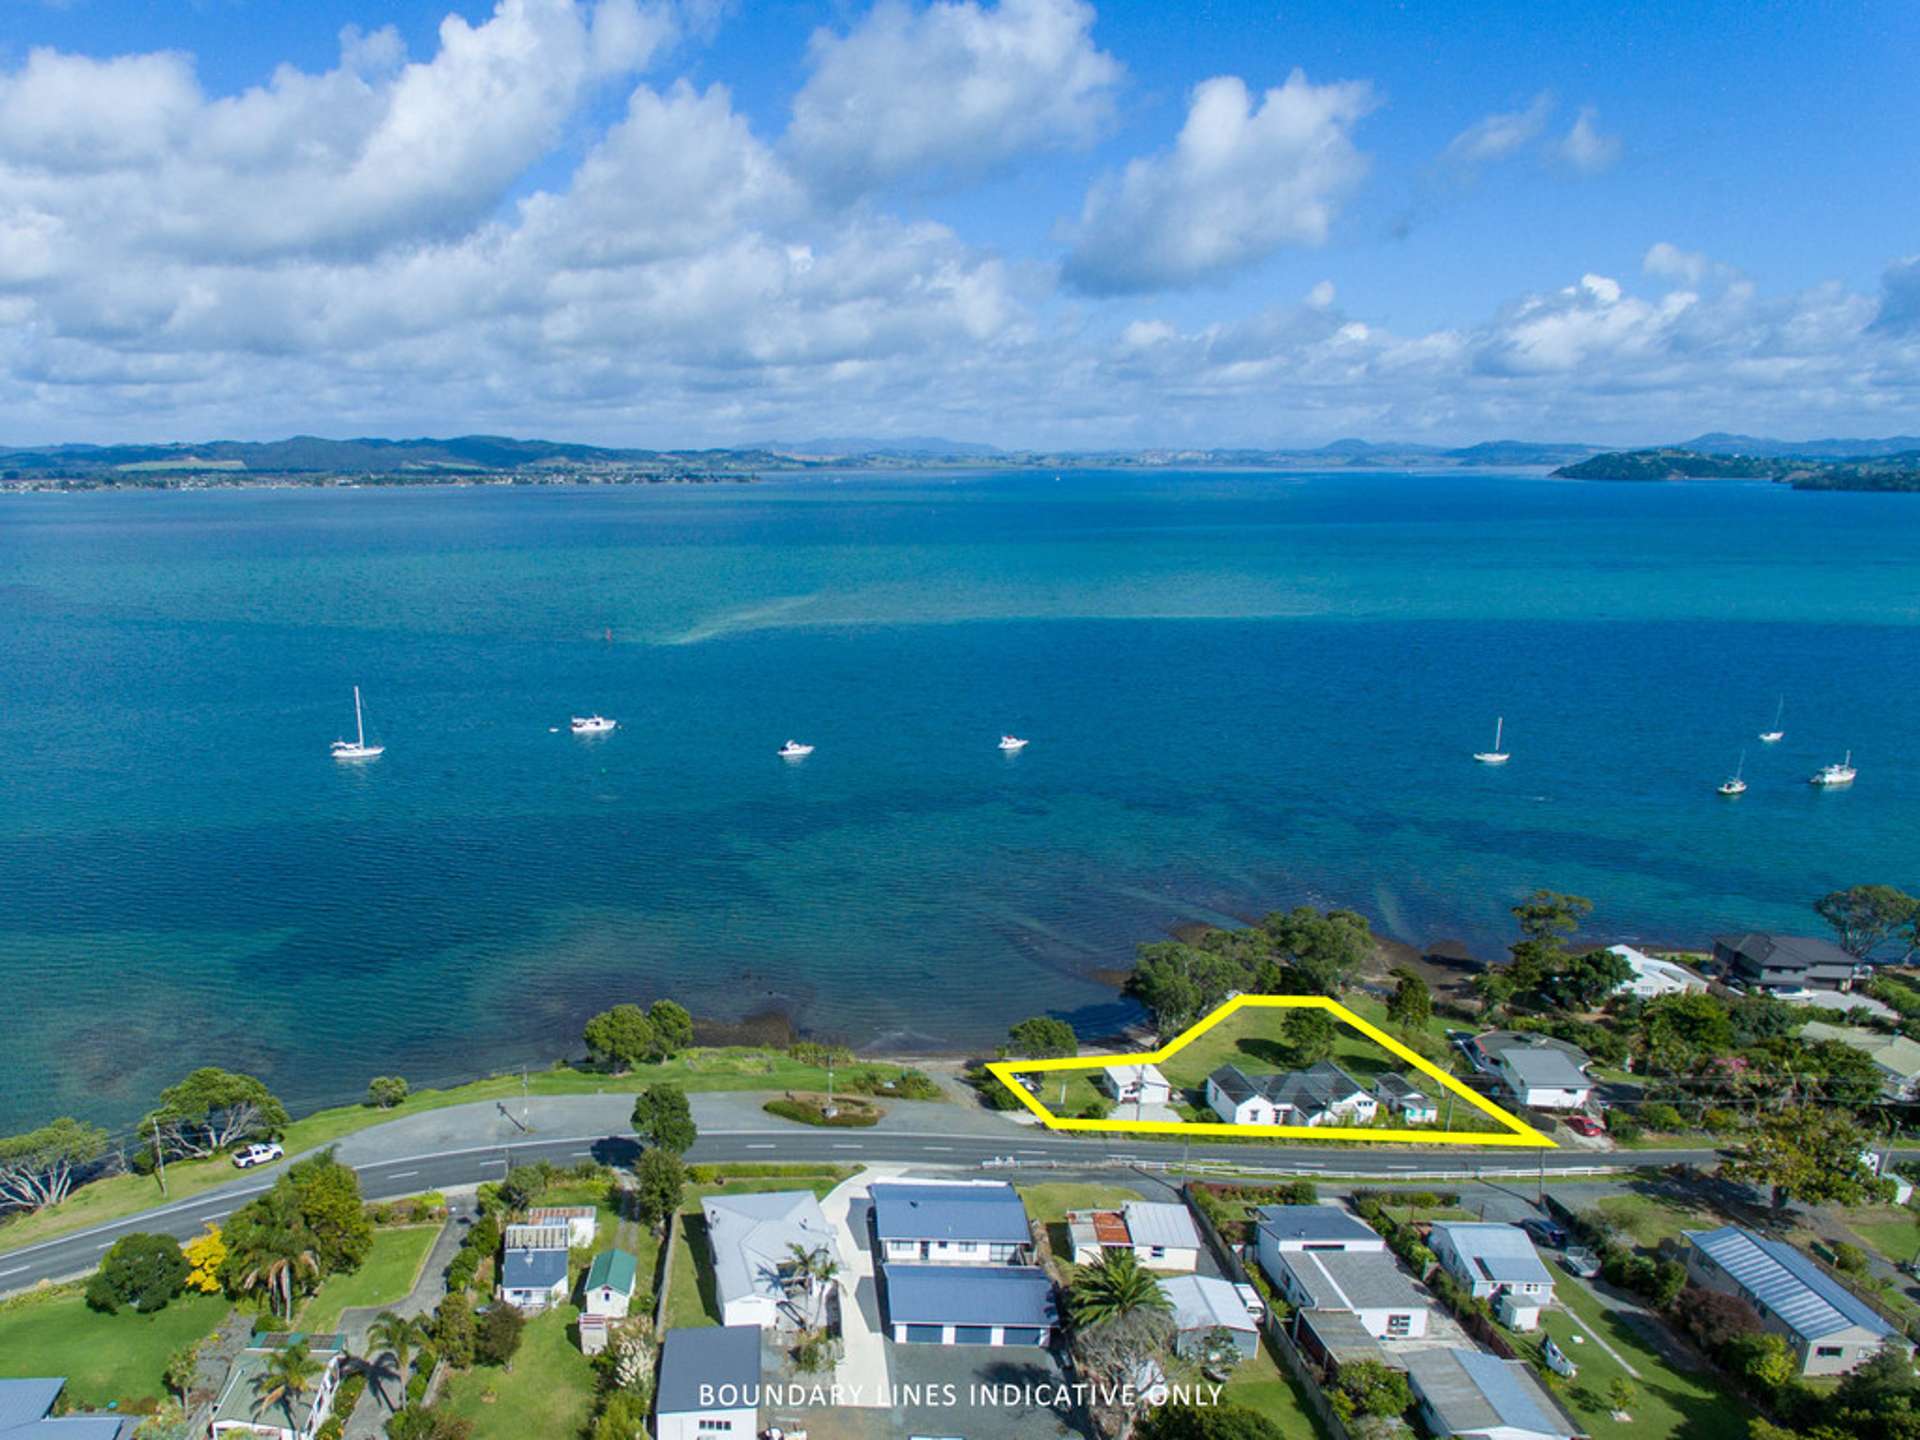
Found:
286,1150 -> 374,1273
1537,948 -> 1632,1012
1262,907 -> 1375,995
1328,1359 -> 1412,1421
1805,1039 -> 1891,1109
583,1005 -> 657,1073
163,1343 -> 200,1404
634,1147 -> 685,1231
785,1242 -> 840,1330
1007,1016 -> 1079,1058
1606,1377 -> 1635,1414
475,1304 -> 524,1367
1727,1331 -> 1798,1391
1641,992 -> 1736,1070
592,1392 -> 652,1440
1139,1405 -> 1287,1440
1284,1008 -> 1338,1065
369,1311 -> 426,1387
1815,884 -> 1919,958
366,1077 -> 410,1109
0,1117 -> 110,1212
386,1407 -> 473,1440
646,999 -> 695,1058
143,1068 -> 289,1160
1504,891 -> 1593,998
434,1292 -> 477,1369
251,1341 -> 324,1427
631,1085 -> 697,1156
1066,1248 -> 1172,1330
1386,970 -> 1432,1032
1125,942 -> 1241,1034
1727,1105 -> 1887,1208
87,1232 -> 188,1313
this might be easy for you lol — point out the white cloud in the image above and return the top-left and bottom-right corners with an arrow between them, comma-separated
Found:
786,0 -> 1120,197
1557,105 -> 1621,174
1441,92 -> 1552,171
1062,70 -> 1375,295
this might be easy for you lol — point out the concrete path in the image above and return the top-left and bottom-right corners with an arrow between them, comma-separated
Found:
816,1164 -> 905,1407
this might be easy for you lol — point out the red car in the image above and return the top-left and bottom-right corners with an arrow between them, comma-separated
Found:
1565,1114 -> 1606,1137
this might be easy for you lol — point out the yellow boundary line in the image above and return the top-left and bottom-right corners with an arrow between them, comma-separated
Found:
984,995 -> 1555,1148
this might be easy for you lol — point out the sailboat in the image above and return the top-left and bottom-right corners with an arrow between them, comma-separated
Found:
1810,751 -> 1856,787
1717,751 -> 1747,796
330,686 -> 384,761
1758,697 -> 1785,744
1472,717 -> 1509,764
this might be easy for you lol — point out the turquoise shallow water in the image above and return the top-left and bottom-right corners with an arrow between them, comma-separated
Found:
3,469 -> 1919,1131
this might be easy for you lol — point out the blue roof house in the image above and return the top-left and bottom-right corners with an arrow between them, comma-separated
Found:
499,1245 -> 570,1312
869,1181 -> 1032,1266
1685,1226 -> 1901,1376
0,1381 -> 134,1440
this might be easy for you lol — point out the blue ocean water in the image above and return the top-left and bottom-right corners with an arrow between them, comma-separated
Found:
3,469 -> 1919,1131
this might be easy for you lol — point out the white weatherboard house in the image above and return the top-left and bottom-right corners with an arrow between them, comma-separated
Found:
577,1250 -> 640,1356
1065,1201 -> 1202,1271
1206,1061 -> 1377,1126
1608,945 -> 1708,999
1685,1225 -> 1900,1375
703,1189 -> 842,1330
1251,1205 -> 1387,1282
1101,1062 -> 1172,1107
525,1205 -> 597,1247
1428,1222 -> 1553,1331
210,1340 -> 347,1440
1373,1073 -> 1440,1123
1470,1033 -> 1593,1111
869,1180 -> 1032,1265
654,1326 -> 760,1440
1406,1348 -> 1579,1440
1160,1275 -> 1259,1361
499,1246 -> 570,1312
1268,1248 -> 1433,1340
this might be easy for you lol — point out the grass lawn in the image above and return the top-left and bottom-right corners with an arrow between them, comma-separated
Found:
0,1050 -> 929,1255
1582,1193 -> 1721,1249
297,1225 -> 439,1332
0,1289 -> 228,1410
440,1305 -> 597,1440
1538,1276 -> 1752,1440
1015,1184 -> 1141,1224
1842,1209 -> 1920,1264
1222,1340 -> 1326,1440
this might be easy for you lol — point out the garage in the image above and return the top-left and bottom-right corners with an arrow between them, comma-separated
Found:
1000,1326 -> 1047,1346
902,1324 -> 945,1344
953,1326 -> 994,1345
883,1264 -> 1058,1348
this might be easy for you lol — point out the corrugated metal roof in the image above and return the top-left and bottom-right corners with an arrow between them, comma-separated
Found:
1686,1226 -> 1891,1343
870,1182 -> 1030,1244
882,1263 -> 1057,1328
1160,1275 -> 1256,1333
1276,1249 -> 1430,1312
1430,1223 -> 1552,1287
502,1247 -> 569,1290
0,1382 -> 66,1434
1123,1201 -> 1200,1251
703,1190 -> 838,1314
1409,1348 -> 1571,1438
656,1326 -> 760,1415
1253,1204 -> 1383,1245
584,1249 -> 637,1294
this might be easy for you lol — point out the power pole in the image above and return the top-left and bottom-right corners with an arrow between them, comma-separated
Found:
522,1067 -> 530,1130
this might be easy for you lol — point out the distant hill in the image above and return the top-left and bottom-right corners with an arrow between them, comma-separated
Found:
1555,447 -> 1920,491
1680,432 -> 1920,459
760,436 -> 1004,458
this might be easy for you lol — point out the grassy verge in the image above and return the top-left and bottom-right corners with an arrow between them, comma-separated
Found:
439,1305 -> 597,1440
297,1225 -> 439,1332
1581,1193 -> 1720,1248
0,1288 -> 228,1410
1841,1208 -> 1920,1265
0,1049 -> 927,1255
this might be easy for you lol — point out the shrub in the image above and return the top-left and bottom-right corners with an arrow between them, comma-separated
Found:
435,1292 -> 477,1369
1607,1112 -> 1644,1141
1079,1097 -> 1114,1120
87,1232 -> 189,1314
788,1041 -> 855,1068
1639,1102 -> 1684,1132
762,1098 -> 879,1127
476,1305 -> 524,1367
333,1374 -> 366,1424
367,1076 -> 411,1109
1832,1242 -> 1870,1276
1701,1107 -> 1739,1132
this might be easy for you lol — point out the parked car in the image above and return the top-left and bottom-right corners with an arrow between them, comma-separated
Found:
1562,1247 -> 1602,1279
1233,1281 -> 1266,1324
1565,1114 -> 1606,1137
232,1141 -> 284,1169
1519,1218 -> 1568,1248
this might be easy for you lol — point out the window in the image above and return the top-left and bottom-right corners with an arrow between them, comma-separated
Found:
697,1423 -> 734,1434
1386,1314 -> 1412,1337
1816,1346 -> 1845,1358
1149,1246 -> 1166,1259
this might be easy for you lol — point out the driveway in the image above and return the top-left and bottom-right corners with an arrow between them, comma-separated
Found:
813,1165 -> 902,1406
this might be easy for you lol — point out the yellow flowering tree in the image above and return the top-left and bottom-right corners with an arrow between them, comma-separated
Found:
182,1224 -> 226,1294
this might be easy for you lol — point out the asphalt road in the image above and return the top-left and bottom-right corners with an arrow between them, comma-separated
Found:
0,1124 -> 1729,1295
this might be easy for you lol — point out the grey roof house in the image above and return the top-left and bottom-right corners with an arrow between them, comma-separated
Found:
0,1380 -> 133,1440
1406,1348 -> 1579,1440
1268,1249 -> 1433,1339
1159,1275 -> 1259,1360
1685,1225 -> 1899,1375
499,1246 -> 570,1311
703,1189 -> 841,1330
1207,1060 -> 1377,1126
1713,933 -> 1859,992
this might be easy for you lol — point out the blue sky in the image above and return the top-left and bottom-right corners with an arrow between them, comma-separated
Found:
1,0 -> 1916,447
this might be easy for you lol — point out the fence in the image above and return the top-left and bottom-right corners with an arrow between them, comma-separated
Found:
653,1209 -> 682,1332
981,1153 -> 1637,1182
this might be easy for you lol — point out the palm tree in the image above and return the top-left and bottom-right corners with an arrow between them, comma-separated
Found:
237,1241 -> 320,1321
784,1243 -> 840,1330
252,1340 -> 324,1428
1066,1249 -> 1170,1330
364,1311 -> 424,1406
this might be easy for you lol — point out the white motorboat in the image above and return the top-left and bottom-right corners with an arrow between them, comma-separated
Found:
570,715 -> 617,734
778,740 -> 815,758
330,685 -> 384,761
1810,751 -> 1856,787
1472,717 -> 1509,764
1758,696 -> 1784,744
1718,751 -> 1747,796
998,735 -> 1029,752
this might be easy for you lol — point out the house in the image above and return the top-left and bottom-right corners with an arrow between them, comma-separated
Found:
1406,1348 -> 1579,1440
703,1190 -> 842,1330
1428,1222 -> 1553,1331
0,1379 -> 135,1440
583,1249 -> 639,1318
1373,1073 -> 1440,1123
1205,1061 -> 1377,1127
1267,1249 -> 1433,1340
1065,1201 -> 1201,1271
1251,1205 -> 1387,1283
210,1339 -> 347,1440
1802,1021 -> 1920,1100
654,1325 -> 760,1440
870,1180 -> 1031,1265
1609,945 -> 1708,999
1101,1062 -> 1171,1107
499,1246 -> 570,1312
1159,1275 -> 1259,1361
1713,933 -> 1859,992
1470,1033 -> 1593,1111
1684,1225 -> 1899,1375
881,1263 -> 1057,1345
525,1205 -> 597,1247
502,1221 -> 570,1251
